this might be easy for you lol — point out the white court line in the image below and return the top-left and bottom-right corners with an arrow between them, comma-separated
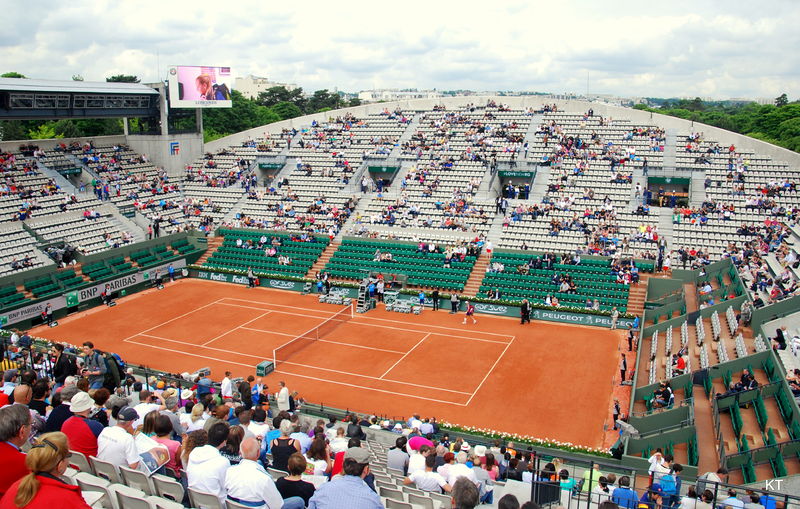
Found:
219,297 -> 514,339
240,327 -> 407,354
274,369 -> 468,406
278,360 -> 472,395
464,335 -> 516,406
125,339 -> 256,369
219,300 -> 510,344
119,299 -> 223,343
380,333 -> 430,379
202,310 -> 272,346
137,334 -> 266,359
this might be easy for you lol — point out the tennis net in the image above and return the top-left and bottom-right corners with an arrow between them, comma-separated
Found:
272,304 -> 354,366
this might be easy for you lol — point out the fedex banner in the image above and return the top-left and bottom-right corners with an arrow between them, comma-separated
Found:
167,65 -> 233,108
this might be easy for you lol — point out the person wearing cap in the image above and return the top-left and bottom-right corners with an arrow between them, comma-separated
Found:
0,404 -> 32,498
187,422 -> 231,504
97,406 -> 140,470
224,437 -> 284,509
308,447 -> 382,509
61,391 -> 104,459
638,484 -> 664,509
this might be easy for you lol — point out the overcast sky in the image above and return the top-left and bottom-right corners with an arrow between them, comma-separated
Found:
3,0 -> 799,99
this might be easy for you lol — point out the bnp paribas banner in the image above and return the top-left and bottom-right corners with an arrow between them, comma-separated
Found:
2,259 -> 187,326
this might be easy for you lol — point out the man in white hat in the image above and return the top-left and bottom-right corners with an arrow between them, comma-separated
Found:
61,391 -> 104,458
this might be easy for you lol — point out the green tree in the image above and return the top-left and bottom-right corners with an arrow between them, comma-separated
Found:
775,93 -> 789,107
271,101 -> 303,120
72,74 -> 84,81
106,74 -> 140,83
28,123 -> 61,140
203,90 -> 280,139
347,97 -> 362,107
53,119 -> 81,138
1,72 -> 26,78
307,89 -> 344,113
257,86 -> 305,108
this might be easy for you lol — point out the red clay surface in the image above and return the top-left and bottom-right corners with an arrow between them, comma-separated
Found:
30,278 -> 623,449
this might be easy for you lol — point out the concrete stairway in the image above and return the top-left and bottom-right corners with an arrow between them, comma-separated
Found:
305,243 -> 340,278
626,273 -> 649,316
690,171 -> 708,207
461,252 -> 490,297
521,114 -> 543,162
656,207 -> 674,249
662,128 -> 677,172
528,164 -> 551,203
485,212 -> 506,246
388,115 -> 420,159
194,236 -> 223,266
32,159 -> 80,195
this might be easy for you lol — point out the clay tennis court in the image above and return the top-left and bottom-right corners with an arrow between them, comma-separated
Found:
30,278 -> 622,448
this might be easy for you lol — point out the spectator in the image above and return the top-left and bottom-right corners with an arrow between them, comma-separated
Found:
611,475 -> 638,509
221,425 -> 245,465
271,419 -> 301,472
404,454 -> 451,493
276,381 -> 290,412
89,388 -> 111,428
451,477 -> 480,509
80,342 -> 106,390
0,432 -> 91,508
0,404 -> 32,498
447,451 -> 478,486
225,437 -> 285,509
60,391 -> 104,459
305,436 -> 332,476
276,453 -> 316,506
187,422 -> 231,504
160,396 -> 185,439
44,385 -> 78,433
152,414 -> 182,477
97,406 -> 140,470
51,344 -> 76,389
308,447 -> 382,509
387,436 -> 410,474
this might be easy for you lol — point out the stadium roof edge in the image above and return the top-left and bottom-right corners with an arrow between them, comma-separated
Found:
0,78 -> 159,95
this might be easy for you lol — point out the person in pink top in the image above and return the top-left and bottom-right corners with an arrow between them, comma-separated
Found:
153,414 -> 182,478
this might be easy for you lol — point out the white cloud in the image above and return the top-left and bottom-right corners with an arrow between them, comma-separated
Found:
1,0 -> 798,99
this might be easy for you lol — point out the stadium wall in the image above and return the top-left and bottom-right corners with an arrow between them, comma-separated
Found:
206,96 -> 800,168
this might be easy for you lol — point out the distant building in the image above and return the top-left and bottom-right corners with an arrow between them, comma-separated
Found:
357,89 -> 442,103
234,75 -> 300,100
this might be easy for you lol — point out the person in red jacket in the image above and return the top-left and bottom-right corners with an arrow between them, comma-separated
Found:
0,432 -> 91,509
0,404 -> 31,498
60,392 -> 104,459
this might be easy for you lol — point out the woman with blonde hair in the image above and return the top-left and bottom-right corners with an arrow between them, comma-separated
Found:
0,432 -> 91,508
185,403 -> 206,432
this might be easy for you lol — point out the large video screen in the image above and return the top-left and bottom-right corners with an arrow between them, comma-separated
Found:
167,65 -> 233,108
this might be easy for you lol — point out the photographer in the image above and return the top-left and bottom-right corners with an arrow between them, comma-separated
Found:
81,342 -> 107,390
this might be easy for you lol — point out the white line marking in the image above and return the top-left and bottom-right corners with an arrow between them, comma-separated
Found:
274,369 -> 468,406
380,333 -> 430,379
125,339 -> 256,368
278,360 -> 472,395
202,310 -> 272,346
219,300 -> 511,344
137,334 -> 266,359
119,299 -> 224,343
464,335 -> 516,405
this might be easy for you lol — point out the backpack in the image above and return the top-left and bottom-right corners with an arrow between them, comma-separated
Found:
102,352 -> 123,389
660,473 -> 677,495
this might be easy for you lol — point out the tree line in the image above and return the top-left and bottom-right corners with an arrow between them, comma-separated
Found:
633,94 -> 800,152
0,72 -> 360,144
